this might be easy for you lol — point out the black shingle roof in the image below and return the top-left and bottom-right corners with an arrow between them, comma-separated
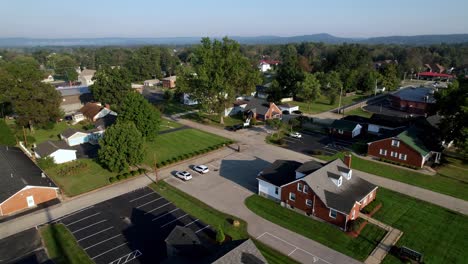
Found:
296,160 -> 323,175
35,141 -> 74,157
244,98 -> 272,116
257,160 -> 302,186
0,146 -> 57,203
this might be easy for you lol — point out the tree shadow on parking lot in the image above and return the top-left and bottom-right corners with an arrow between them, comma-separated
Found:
219,157 -> 271,193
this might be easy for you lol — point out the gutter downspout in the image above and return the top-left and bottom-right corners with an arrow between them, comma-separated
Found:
344,214 -> 349,232
312,195 -> 316,215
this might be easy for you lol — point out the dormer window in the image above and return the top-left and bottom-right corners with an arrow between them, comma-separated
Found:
328,172 -> 342,187
338,166 -> 352,180
391,140 -> 400,147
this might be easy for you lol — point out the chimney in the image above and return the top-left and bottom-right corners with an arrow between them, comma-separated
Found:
105,104 -> 110,109
344,154 -> 352,168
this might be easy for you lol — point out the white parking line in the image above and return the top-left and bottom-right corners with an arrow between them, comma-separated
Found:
136,197 -> 164,208
72,220 -> 107,234
66,212 -> 101,226
184,219 -> 199,227
129,192 -> 155,202
160,214 -> 188,228
144,202 -> 172,215
195,225 -> 210,234
152,208 -> 179,221
91,242 -> 128,260
77,227 -> 114,242
55,206 -> 94,222
84,234 -> 122,250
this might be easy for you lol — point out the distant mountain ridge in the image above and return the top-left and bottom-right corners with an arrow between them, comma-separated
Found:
1,33 -> 467,47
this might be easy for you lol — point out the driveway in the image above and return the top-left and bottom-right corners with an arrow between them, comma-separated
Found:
282,131 -> 353,156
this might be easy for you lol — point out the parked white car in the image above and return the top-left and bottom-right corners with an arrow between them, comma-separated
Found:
194,165 -> 209,174
175,171 -> 192,181
289,132 -> 302,138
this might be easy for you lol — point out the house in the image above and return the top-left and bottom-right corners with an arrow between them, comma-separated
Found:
389,87 -> 436,115
244,98 -> 282,121
131,83 -> 144,94
41,74 -> 54,83
258,59 -> 280,72
424,63 -> 445,73
0,146 -> 59,216
60,128 -> 90,146
257,156 -> 377,230
329,120 -> 362,139
79,103 -> 116,122
144,79 -> 160,87
416,71 -> 455,81
342,114 -> 412,136
162,76 -> 177,88
224,99 -> 248,116
34,141 -> 77,164
279,103 -> 299,114
78,69 -> 96,86
212,239 -> 267,264
182,93 -> 198,106
165,226 -> 206,258
255,84 -> 270,99
367,126 -> 442,168
57,86 -> 94,114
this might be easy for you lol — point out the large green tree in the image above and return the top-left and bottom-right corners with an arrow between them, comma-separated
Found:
90,66 -> 132,105
298,73 -> 321,111
125,46 -> 162,81
54,55 -> 78,82
381,64 -> 400,91
318,71 -> 342,104
178,37 -> 261,124
118,92 -> 161,141
276,45 -> 304,98
98,121 -> 145,172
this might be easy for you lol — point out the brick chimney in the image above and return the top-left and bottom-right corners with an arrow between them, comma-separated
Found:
344,154 -> 352,168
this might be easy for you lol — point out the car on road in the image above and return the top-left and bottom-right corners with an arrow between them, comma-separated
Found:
227,124 -> 244,131
289,132 -> 302,138
193,165 -> 209,174
175,171 -> 192,181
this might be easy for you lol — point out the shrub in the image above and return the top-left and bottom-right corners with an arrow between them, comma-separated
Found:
361,199 -> 381,214
109,177 -> 116,183
216,226 -> 225,244
138,168 -> 146,174
161,161 -> 166,166
57,161 -> 89,176
172,157 -> 179,163
37,156 -> 56,170
131,170 -> 138,176
122,173 -> 129,178
349,218 -> 365,232
116,175 -> 123,180
26,135 -> 36,144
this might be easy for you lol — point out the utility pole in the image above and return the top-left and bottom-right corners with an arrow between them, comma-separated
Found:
374,79 -> 378,96
338,86 -> 343,115
22,126 -> 28,145
154,154 -> 159,183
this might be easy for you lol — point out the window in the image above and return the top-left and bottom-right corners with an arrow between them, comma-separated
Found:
274,187 -> 279,195
379,149 -> 387,156
338,129 -> 344,134
306,199 -> 313,207
303,185 -> 309,193
391,140 -> 400,147
297,183 -> 303,192
289,192 -> 296,201
338,177 -> 342,186
329,209 -> 337,219
351,209 -> 356,220
399,153 -> 407,160
391,151 -> 398,158
369,191 -> 373,199
363,196 -> 368,204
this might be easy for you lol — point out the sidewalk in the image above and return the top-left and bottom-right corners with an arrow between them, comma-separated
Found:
360,214 -> 403,264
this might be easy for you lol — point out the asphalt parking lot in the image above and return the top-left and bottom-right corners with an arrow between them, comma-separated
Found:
56,187 -> 214,264
0,228 -> 50,264
282,131 -> 353,156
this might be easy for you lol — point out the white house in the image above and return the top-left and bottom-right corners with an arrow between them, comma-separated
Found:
144,79 -> 160,87
35,141 -> 77,164
258,62 -> 271,72
182,93 -> 198,106
278,104 -> 299,114
60,128 -> 90,146
224,100 -> 248,117
41,75 -> 54,83
78,69 -> 96,86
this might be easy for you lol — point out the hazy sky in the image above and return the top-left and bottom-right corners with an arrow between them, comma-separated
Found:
1,0 -> 467,38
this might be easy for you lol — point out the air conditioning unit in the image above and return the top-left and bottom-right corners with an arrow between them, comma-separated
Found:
280,201 -> 285,207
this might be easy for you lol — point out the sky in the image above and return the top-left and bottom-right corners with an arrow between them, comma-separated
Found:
1,0 -> 467,38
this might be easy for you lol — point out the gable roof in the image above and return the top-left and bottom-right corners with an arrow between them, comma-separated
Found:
94,114 -> 117,130
35,141 -> 75,157
163,76 -> 177,81
0,146 -> 57,203
79,103 -> 102,120
61,128 -> 86,139
213,239 -> 267,264
245,98 -> 274,115
258,160 -> 302,186
57,86 -> 90,97
330,120 -> 360,132
301,159 -> 376,213
165,226 -> 201,247
80,69 -> 96,77
397,127 -> 430,156
296,160 -> 323,175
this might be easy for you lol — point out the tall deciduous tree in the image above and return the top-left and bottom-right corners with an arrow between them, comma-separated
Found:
54,55 -> 78,82
98,121 -> 145,172
118,92 -> 161,141
381,64 -> 400,91
318,71 -> 342,105
90,67 -> 132,106
125,46 -> 162,81
276,45 -> 304,98
298,73 -> 321,111
178,37 -> 261,124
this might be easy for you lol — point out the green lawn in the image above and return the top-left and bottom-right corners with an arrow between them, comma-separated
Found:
40,224 -> 93,264
344,107 -> 373,118
24,122 -> 84,144
0,120 -> 16,146
143,128 -> 231,165
245,195 -> 387,261
436,156 -> 468,183
373,188 -> 468,264
316,153 -> 468,201
293,94 -> 368,114
159,119 -> 183,131
151,181 -> 298,263
45,159 -> 117,197
156,101 -> 198,115
182,112 -> 244,127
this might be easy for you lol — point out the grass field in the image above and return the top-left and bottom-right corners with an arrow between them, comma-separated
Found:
0,120 -> 16,146
315,153 -> 468,201
344,107 -> 373,118
40,224 -> 93,264
293,94 -> 368,114
23,122 -> 84,144
182,112 -> 244,127
143,128 -> 231,165
156,101 -> 198,115
373,188 -> 468,264
45,159 -> 117,196
245,195 -> 386,261
151,181 -> 299,263
159,119 -> 183,131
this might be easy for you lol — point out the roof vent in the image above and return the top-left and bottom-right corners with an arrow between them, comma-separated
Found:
41,172 -> 46,178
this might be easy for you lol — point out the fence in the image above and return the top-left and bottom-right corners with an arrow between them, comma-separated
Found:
332,93 -> 388,114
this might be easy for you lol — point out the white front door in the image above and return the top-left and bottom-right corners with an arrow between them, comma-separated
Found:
26,196 -> 35,207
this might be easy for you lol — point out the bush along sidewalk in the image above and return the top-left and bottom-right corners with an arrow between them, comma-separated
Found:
108,168 -> 147,183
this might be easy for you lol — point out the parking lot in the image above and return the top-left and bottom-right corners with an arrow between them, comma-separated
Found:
56,187 -> 214,264
282,131 -> 353,156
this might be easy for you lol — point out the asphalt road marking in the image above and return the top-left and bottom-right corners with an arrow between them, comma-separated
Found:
160,214 -> 189,228
72,219 -> 108,234
136,197 -> 164,208
152,208 -> 179,221
77,227 -> 114,242
144,202 -> 172,215
66,212 -> 101,226
84,234 -> 122,250
91,242 -> 128,260
184,219 -> 199,227
129,192 -> 154,202
109,250 -> 143,264
195,225 -> 210,234
56,206 -> 94,222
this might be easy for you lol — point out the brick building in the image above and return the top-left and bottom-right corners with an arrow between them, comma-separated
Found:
0,146 -> 59,216
329,120 -> 362,139
389,87 -> 436,115
257,156 -> 377,230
